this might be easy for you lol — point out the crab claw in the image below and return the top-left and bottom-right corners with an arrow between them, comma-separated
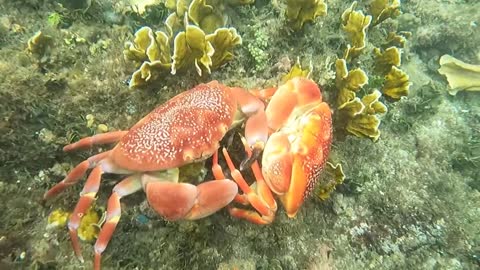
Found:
262,101 -> 332,218
265,77 -> 323,132
145,180 -> 238,221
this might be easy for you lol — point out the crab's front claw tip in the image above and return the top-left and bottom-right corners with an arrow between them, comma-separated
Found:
281,189 -> 304,219
185,180 -> 238,220
239,144 -> 263,171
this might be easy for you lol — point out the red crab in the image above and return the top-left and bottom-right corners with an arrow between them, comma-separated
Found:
43,77 -> 332,269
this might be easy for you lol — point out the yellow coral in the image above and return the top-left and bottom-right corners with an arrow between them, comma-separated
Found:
335,59 -> 388,141
383,31 -> 411,48
285,0 -> 327,30
78,206 -> 100,242
189,0 -> 227,34
124,4 -> 242,87
47,209 -> 70,229
369,0 -> 401,26
206,27 -> 242,69
171,24 -> 214,75
165,0 -> 190,16
85,114 -> 95,128
345,90 -> 387,141
96,124 -> 109,133
165,12 -> 184,38
123,27 -> 154,64
124,27 -> 171,66
361,89 -> 388,115
346,113 -> 382,141
341,1 -> 372,60
438,54 -> 480,95
373,46 -> 401,74
338,97 -> 364,118
316,162 -> 345,200
226,0 -> 254,4
335,58 -> 369,107
382,66 -> 410,99
281,58 -> 311,83
130,60 -> 171,88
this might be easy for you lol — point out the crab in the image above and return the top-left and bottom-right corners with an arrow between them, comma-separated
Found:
42,77 -> 332,269
216,78 -> 333,224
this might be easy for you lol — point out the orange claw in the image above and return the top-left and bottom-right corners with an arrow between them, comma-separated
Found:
262,79 -> 333,218
221,142 -> 277,224
145,175 -> 237,221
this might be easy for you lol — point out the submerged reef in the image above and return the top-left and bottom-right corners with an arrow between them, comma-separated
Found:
0,0 -> 479,270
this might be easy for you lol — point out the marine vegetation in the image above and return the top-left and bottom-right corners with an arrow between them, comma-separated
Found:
123,18 -> 242,88
438,54 -> 480,95
284,0 -> 327,31
335,0 -> 410,141
42,78 -> 332,269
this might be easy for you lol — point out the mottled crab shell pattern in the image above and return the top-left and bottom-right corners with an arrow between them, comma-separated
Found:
261,78 -> 333,217
112,81 -> 236,171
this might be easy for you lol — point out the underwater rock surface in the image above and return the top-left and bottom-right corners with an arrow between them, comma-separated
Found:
0,0 -> 478,269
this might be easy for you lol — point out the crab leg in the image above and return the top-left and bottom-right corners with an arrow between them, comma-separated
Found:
43,151 -> 110,201
68,165 -> 104,262
212,151 -> 248,205
94,174 -> 143,270
63,131 -> 128,152
222,140 -> 277,224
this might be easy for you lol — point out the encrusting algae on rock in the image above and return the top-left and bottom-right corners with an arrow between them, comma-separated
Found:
46,206 -> 100,242
315,162 -> 345,201
47,209 -> 70,230
27,31 -> 53,56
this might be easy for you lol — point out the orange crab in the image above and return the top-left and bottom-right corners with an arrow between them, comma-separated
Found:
43,77 -> 332,269
216,78 -> 333,224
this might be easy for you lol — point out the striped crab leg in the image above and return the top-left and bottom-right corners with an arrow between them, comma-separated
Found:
66,157 -> 132,263
42,151 -> 109,201
94,174 -> 143,270
63,131 -> 128,152
43,131 -> 127,202
221,137 -> 277,224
